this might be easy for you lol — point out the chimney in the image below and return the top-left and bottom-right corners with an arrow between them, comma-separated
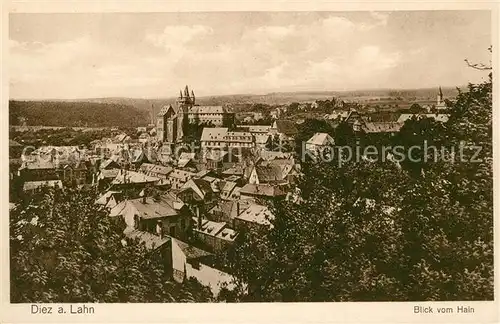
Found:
157,221 -> 163,238
236,200 -> 240,216
197,207 -> 202,230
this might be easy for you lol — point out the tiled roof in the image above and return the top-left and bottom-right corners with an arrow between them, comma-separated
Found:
110,194 -> 184,219
202,149 -> 228,162
189,106 -> 225,114
157,104 -> 176,117
168,168 -> 195,181
95,190 -> 121,205
23,180 -> 63,191
236,203 -> 274,226
201,127 -> 228,142
178,152 -> 196,168
306,133 -> 335,146
254,165 -> 287,182
123,228 -> 170,250
362,122 -> 404,133
139,163 -> 173,176
246,125 -> 271,133
111,170 -> 159,185
240,184 -> 286,197
100,158 -> 120,170
20,159 -> 56,170
173,238 -> 212,260
99,168 -> 120,179
209,199 -> 254,218
259,150 -> 292,161
397,114 -> 450,123
222,166 -> 244,176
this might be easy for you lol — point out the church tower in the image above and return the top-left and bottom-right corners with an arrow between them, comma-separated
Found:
436,86 -> 447,110
175,85 -> 194,142
437,86 -> 443,106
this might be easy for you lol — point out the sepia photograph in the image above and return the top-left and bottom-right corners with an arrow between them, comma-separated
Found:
4,5 -> 496,319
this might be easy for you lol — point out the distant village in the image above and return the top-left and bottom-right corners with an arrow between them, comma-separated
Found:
9,85 -> 451,296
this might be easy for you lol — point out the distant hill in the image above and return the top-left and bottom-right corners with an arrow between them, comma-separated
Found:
73,86 -> 462,114
9,100 -> 149,128
9,86 -> 463,127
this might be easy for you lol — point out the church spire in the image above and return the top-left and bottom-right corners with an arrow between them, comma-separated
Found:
437,86 -> 443,105
184,85 -> 190,98
179,90 -> 183,99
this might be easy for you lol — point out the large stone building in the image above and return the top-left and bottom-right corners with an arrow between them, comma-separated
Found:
157,86 -> 234,144
157,86 -> 192,144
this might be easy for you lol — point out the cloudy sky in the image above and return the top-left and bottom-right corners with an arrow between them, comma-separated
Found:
9,11 -> 491,99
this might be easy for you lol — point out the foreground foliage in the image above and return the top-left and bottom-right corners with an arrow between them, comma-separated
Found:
220,74 -> 493,302
10,187 -> 213,303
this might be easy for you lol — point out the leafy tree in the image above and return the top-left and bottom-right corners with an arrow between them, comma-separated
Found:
10,187 -> 214,303
219,71 -> 493,302
408,103 -> 424,114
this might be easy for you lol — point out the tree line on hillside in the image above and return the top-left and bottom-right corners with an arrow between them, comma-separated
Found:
9,101 -> 150,128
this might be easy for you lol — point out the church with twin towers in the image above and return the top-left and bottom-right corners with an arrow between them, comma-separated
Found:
156,85 -> 235,144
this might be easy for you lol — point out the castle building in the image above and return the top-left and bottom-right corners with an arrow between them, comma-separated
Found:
156,86 -> 234,144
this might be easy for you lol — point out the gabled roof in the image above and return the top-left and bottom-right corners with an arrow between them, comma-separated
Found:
114,133 -> 130,143
236,203 -> 274,226
111,170 -> 159,185
209,199 -> 254,218
178,152 -> 196,168
362,122 -> 404,133
100,158 -> 120,170
254,133 -> 271,145
131,150 -> 150,164
179,178 -> 214,200
98,168 -> 120,179
139,163 -> 173,176
123,228 -> 170,250
168,168 -> 195,181
110,194 -> 184,219
201,127 -> 228,142
95,190 -> 122,205
259,150 -> 292,161
173,238 -> 212,260
222,166 -> 244,176
202,149 -> 228,162
254,165 -> 288,182
306,133 -> 335,146
157,104 -> 177,117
